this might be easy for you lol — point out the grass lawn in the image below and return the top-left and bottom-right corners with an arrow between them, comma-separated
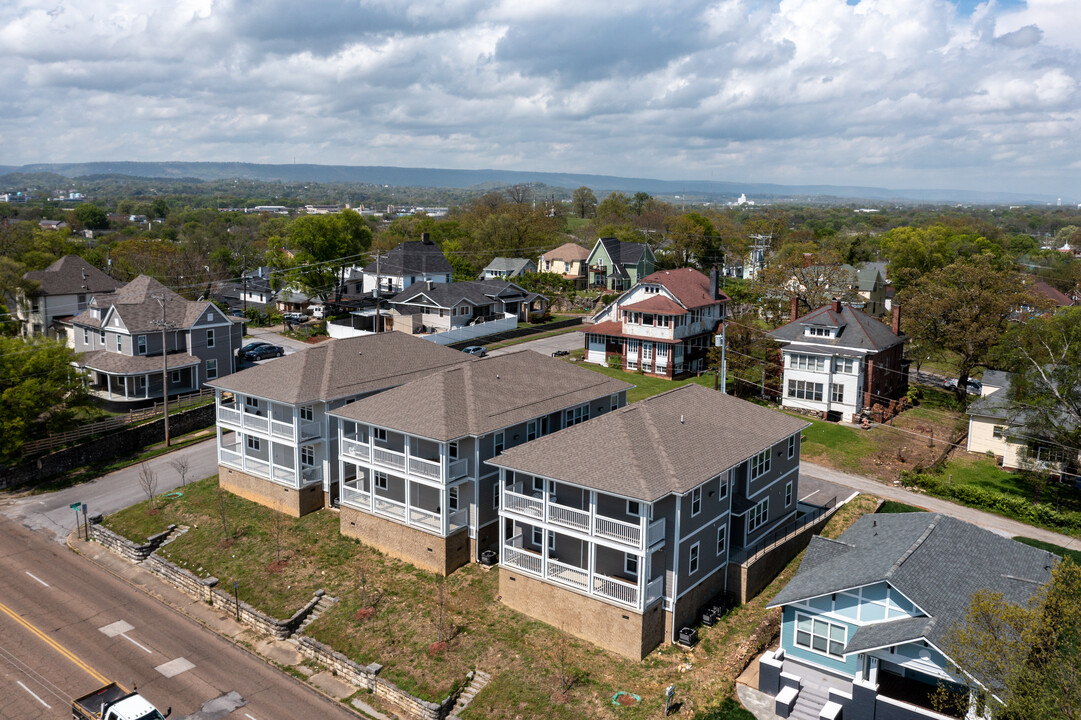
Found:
570,359 -> 717,403
1013,537 -> 1081,565
104,476 -> 882,718
795,417 -> 878,473
936,455 -> 1081,514
877,500 -> 927,514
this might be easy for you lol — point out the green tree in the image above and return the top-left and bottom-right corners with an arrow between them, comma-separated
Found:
899,257 -> 1028,403
74,203 -> 109,231
753,244 -> 859,325
0,336 -> 90,462
630,192 -> 651,215
283,210 -> 372,304
666,213 -> 724,270
571,186 -> 597,219
596,192 -> 633,226
939,559 -> 1081,719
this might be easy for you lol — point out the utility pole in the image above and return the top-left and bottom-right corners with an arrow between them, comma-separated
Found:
373,253 -> 381,333
153,293 -> 176,447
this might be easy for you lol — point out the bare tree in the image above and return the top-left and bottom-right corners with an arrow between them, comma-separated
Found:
168,455 -> 191,486
216,486 -> 230,539
435,576 -> 446,645
137,462 -> 158,510
273,499 -> 285,563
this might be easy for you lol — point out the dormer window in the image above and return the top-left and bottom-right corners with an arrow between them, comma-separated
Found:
805,326 -> 833,338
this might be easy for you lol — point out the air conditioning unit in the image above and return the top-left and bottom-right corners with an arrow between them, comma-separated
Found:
677,627 -> 698,647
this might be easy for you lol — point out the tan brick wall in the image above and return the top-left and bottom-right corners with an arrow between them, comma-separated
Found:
218,466 -> 325,518
668,568 -> 728,641
340,506 -> 470,576
498,569 -> 665,660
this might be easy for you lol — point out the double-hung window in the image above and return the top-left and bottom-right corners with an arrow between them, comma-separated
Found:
750,449 -> 771,480
716,525 -> 727,556
624,554 -> 639,578
300,446 -> 314,466
688,542 -> 700,574
494,431 -> 505,455
448,486 -> 459,512
565,405 -> 588,427
207,328 -> 215,348
300,406 -> 314,422
246,435 -> 261,451
785,481 -> 793,507
795,613 -> 846,658
137,335 -> 147,355
690,487 -> 702,516
526,421 -> 537,442
788,435 -> 796,458
831,384 -> 844,403
115,334 -> 122,352
206,359 -> 218,380
748,498 -> 769,532
374,472 -> 388,490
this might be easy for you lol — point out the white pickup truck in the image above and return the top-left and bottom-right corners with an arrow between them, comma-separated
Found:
72,683 -> 171,720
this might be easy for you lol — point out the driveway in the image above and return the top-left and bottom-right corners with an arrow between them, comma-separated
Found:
488,328 -> 583,358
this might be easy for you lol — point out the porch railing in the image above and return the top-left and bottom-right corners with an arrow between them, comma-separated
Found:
504,489 -> 543,518
549,502 -> 589,533
546,558 -> 588,591
448,507 -> 469,532
408,455 -> 441,480
644,575 -> 664,606
340,480 -> 370,508
448,458 -> 468,479
270,419 -> 294,440
503,492 -> 667,550
341,437 -> 370,461
503,545 -> 543,575
593,574 -> 638,607
372,446 -> 405,470
594,515 -> 641,546
373,495 -> 407,520
409,506 -> 441,533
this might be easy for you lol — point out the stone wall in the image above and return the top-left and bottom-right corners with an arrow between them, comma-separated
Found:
91,523 -> 178,562
1,404 -> 216,491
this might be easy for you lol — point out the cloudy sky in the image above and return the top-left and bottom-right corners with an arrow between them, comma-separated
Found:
2,0 -> 1079,196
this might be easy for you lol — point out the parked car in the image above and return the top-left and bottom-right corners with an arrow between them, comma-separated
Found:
283,312 -> 308,324
943,377 -> 982,394
247,344 -> 285,361
238,341 -> 271,362
462,346 -> 487,357
551,349 -> 570,357
228,308 -> 245,317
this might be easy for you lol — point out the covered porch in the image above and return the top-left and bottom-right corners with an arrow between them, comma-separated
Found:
217,428 -> 324,489
339,462 -> 470,537
80,351 -> 200,404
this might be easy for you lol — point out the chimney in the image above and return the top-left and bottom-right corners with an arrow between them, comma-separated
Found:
831,297 -> 842,314
790,296 -> 799,322
421,232 -> 432,244
892,304 -> 901,335
709,265 -> 719,300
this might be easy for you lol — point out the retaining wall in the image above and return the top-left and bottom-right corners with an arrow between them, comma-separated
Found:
90,523 -> 177,562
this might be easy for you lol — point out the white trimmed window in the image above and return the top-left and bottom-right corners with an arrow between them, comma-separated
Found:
691,487 -> 702,516
526,421 -> 537,442
788,435 -> 796,458
611,394 -> 619,412
831,384 -> 844,403
993,426 -> 1007,439
716,525 -> 727,556
170,370 -> 181,384
245,396 -> 259,408
750,448 -> 771,480
748,498 -> 769,532
565,405 -> 589,427
785,481 -> 793,507
788,380 -> 824,402
246,435 -> 260,451
374,472 -> 388,490
373,427 -> 387,442
688,542 -> 700,574
300,406 -> 314,422
624,553 -> 639,578
834,357 -> 856,373
718,474 -> 729,499
300,446 -> 314,466
790,353 -> 827,371
448,486 -> 459,512
115,334 -> 122,351
795,613 -> 847,658
83,328 -> 89,344
627,500 -> 640,517
449,441 -> 459,460
206,359 -> 218,380
207,328 -> 215,348
494,431 -> 505,455
137,335 -> 147,355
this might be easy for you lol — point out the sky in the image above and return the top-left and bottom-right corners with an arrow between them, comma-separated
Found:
2,0 -> 1079,197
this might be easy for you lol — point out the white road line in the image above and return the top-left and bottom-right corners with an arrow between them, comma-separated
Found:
17,681 -> 51,708
245,713 -> 259,720
800,489 -> 820,502
121,633 -> 153,654
24,572 -> 49,587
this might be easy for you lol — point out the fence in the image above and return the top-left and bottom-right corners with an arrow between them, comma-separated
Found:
729,496 -> 837,565
21,388 -> 215,457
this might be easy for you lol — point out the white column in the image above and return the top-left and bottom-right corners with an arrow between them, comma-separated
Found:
404,477 -> 412,526
587,542 -> 596,598
144,373 -> 149,399
589,490 -> 597,537
124,375 -> 130,398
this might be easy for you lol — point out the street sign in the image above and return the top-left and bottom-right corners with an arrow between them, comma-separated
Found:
70,502 -> 81,509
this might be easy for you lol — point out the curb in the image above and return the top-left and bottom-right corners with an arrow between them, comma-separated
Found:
65,531 -> 375,719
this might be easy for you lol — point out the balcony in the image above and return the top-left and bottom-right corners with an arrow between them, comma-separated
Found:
341,479 -> 470,537
342,437 -> 370,461
502,488 -> 666,551
372,445 -> 405,470
218,405 -> 299,440
342,435 -> 470,483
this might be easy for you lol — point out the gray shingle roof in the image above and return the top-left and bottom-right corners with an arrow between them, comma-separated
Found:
768,303 -> 903,352
967,374 -> 1013,420
77,350 -> 201,374
489,383 -> 810,502
390,279 -> 541,310
768,513 -> 1056,653
71,275 -> 218,333
595,237 -> 650,278
24,255 -> 120,297
329,350 -> 633,441
483,258 -> 535,276
207,332 -> 471,405
362,240 -> 452,276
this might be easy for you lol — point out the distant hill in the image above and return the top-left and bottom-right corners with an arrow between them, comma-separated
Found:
0,161 -> 1057,205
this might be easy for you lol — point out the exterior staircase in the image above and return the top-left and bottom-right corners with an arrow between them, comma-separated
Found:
296,594 -> 338,634
789,679 -> 830,720
448,669 -> 491,718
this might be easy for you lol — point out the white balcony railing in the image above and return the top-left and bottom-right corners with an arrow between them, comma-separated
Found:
448,458 -> 468,479
409,506 -> 441,532
340,480 -> 370,508
372,446 -> 405,470
549,502 -> 589,533
547,558 -> 588,591
593,573 -> 638,607
503,491 -> 666,550
245,414 -> 269,434
647,518 -> 666,547
272,465 -> 295,484
271,419 -> 294,440
504,489 -> 543,519
374,495 -> 406,520
341,437 -> 370,461
300,420 -> 320,440
644,575 -> 664,606
448,507 -> 469,532
503,546 -> 543,575
218,406 -> 241,426
594,515 -> 641,546
408,456 -> 441,480
220,447 -> 242,467
301,466 -> 322,484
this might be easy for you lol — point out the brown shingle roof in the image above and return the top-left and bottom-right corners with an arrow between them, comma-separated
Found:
489,384 -> 809,502
640,268 -> 727,309
329,350 -> 633,441
541,242 -> 590,262
208,332 -> 472,405
24,255 -> 120,297
76,350 -> 200,374
621,294 -> 687,315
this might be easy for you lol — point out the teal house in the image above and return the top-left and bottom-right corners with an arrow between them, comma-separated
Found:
586,237 -> 655,291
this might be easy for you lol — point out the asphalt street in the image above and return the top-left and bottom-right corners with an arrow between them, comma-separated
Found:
0,518 -> 358,720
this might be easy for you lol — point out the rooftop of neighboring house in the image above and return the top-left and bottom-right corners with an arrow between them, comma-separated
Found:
591,237 -> 651,278
640,267 -> 729,309
489,383 -> 809,502
482,257 -> 534,275
802,264 -> 881,293
768,512 -> 1055,658
1025,277 -> 1075,308
23,255 -> 120,297
390,279 -> 543,310
541,242 -> 590,262
362,235 -> 452,277
769,301 -> 903,352
207,332 -> 472,405
71,275 -> 223,333
329,349 -> 633,441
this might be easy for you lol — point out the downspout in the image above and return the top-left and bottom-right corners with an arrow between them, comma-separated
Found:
670,494 -> 682,644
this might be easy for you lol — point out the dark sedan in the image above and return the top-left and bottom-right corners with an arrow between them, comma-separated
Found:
238,341 -> 270,362
247,344 -> 284,361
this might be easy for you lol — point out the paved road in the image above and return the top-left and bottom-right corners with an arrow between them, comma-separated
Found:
802,461 -> 1081,551
0,517 -> 357,720
0,438 -> 219,543
488,329 -> 582,358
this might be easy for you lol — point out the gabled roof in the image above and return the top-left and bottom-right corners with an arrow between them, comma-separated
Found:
621,294 -> 687,315
591,237 -> 652,277
640,267 -> 727,309
1026,278 -> 1074,308
362,239 -> 452,277
71,275 -> 219,333
541,243 -> 590,262
769,513 -> 1055,653
483,257 -> 535,275
768,303 -> 903,352
329,350 -> 632,441
207,332 -> 471,405
489,384 -> 809,502
23,255 -> 120,297
390,279 -> 541,310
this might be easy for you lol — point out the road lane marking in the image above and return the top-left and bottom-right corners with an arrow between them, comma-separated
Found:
800,489 -> 820,502
155,657 -> 194,678
0,601 -> 109,684
99,620 -> 152,654
16,680 -> 51,708
245,714 -> 259,720
24,572 -> 49,587
122,633 -> 153,654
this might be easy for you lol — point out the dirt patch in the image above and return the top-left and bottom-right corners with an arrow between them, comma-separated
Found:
354,607 -> 376,621
615,693 -> 638,706
218,537 -> 235,549
428,641 -> 448,656
267,559 -> 289,573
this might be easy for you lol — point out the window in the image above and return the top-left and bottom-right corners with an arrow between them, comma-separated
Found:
246,435 -> 261,451
448,486 -> 459,512
207,329 -> 215,348
787,380 -> 824,402
716,525 -> 727,556
170,370 -> 181,384
493,487 -> 500,510
831,384 -> 844,403
785,481 -> 793,507
526,421 -> 537,442
301,446 -> 314,466
788,435 -> 796,459
750,448 -> 771,480
245,396 -> 259,408
805,326 -> 832,337
624,554 -> 639,578
449,440 -> 459,460
137,335 -> 146,355
373,427 -> 387,442
533,477 -> 546,494
834,357 -> 856,373
115,334 -> 122,352
748,498 -> 769,532
494,431 -> 505,455
790,353 -> 827,371
688,542 -> 700,574
83,328 -> 89,345
300,406 -> 314,422
691,487 -> 702,517
795,613 -> 846,658
206,311 -> 214,322
627,500 -> 641,517
718,474 -> 729,499
993,426 -> 1007,439
565,405 -> 589,427
206,359 -> 218,380
531,527 -> 555,550
611,395 -> 619,412
374,472 -> 388,490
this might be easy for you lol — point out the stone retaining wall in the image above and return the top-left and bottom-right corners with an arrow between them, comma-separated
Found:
91,523 -> 178,562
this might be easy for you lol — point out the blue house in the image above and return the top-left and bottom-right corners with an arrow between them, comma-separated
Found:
758,512 -> 1055,720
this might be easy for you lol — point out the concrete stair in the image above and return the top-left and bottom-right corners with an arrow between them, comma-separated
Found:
297,594 -> 337,634
789,681 -> 829,720
448,669 -> 491,718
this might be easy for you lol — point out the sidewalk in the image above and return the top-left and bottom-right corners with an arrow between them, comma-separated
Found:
802,461 -> 1081,551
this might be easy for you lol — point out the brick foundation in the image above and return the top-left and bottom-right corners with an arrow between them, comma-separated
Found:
498,568 -> 665,660
667,568 -> 728,643
339,506 -> 470,576
218,466 -> 325,518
